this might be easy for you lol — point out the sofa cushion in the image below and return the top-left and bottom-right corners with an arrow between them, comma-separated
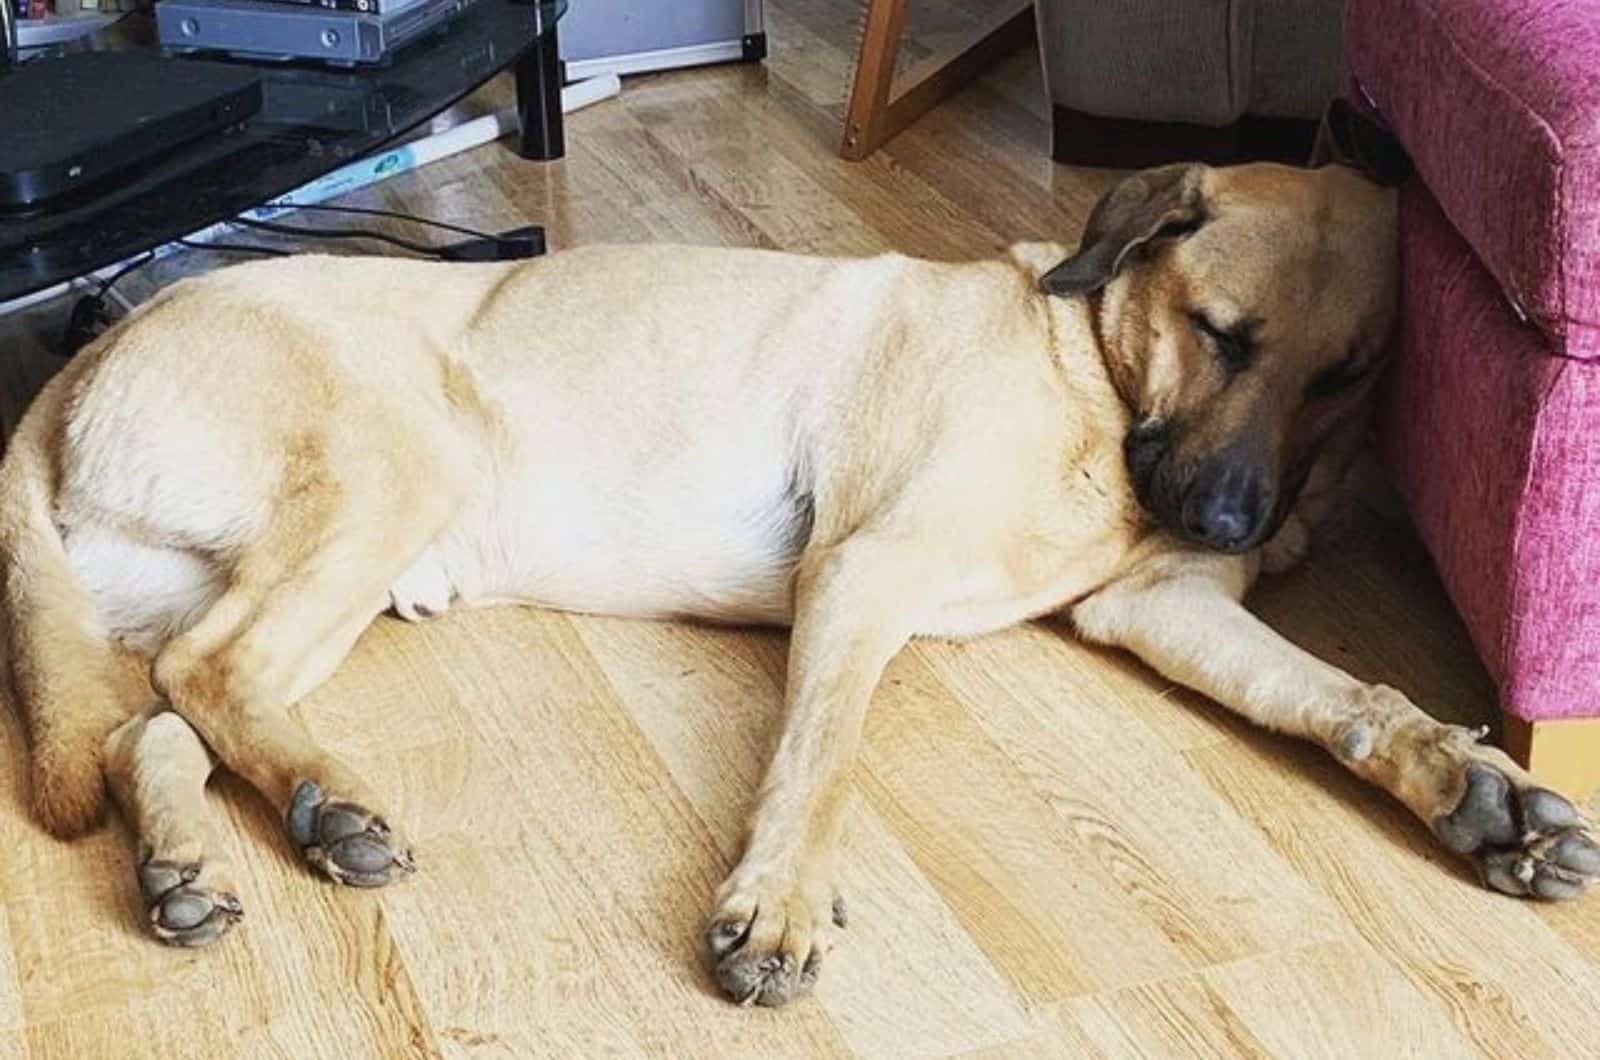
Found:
1347,0 -> 1600,359
1036,0 -> 1344,126
1381,184 -> 1600,722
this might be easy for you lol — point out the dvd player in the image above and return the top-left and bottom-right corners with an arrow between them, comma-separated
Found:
0,52 -> 263,209
157,0 -> 475,66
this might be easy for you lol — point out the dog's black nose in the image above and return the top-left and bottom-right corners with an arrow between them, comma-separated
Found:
1182,470 -> 1261,552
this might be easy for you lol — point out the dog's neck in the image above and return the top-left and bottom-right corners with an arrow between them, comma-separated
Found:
1004,242 -> 1134,436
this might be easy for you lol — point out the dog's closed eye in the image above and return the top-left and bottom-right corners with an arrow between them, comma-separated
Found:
1189,312 -> 1254,374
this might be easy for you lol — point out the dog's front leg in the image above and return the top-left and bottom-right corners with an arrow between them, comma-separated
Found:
705,534 -> 937,1007
1072,551 -> 1599,902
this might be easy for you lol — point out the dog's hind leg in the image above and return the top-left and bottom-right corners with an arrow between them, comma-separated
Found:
105,708 -> 241,946
148,453 -> 461,889
1072,549 -> 1600,902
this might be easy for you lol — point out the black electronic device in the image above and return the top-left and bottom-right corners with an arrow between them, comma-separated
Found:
0,52 -> 263,209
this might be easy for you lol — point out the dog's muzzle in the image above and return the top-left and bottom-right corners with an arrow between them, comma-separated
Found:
1123,421 -> 1273,554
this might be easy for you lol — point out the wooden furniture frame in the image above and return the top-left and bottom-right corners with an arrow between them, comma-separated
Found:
1504,715 -> 1600,801
841,0 -> 1034,160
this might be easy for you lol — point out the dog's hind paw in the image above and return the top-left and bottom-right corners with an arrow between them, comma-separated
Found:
1433,759 -> 1600,901
138,856 -> 243,947
287,780 -> 415,887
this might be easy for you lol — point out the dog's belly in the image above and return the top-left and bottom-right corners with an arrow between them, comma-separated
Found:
432,442 -> 812,627
64,523 -> 225,655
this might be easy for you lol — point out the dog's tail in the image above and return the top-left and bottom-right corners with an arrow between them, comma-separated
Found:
0,393 -> 133,838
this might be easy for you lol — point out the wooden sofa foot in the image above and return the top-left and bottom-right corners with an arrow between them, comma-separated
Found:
1503,715 -> 1600,801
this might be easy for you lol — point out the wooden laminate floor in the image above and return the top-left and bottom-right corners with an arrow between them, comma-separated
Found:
2,4 -> 1597,1057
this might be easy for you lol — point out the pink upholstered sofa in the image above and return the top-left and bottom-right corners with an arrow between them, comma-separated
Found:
1346,0 -> 1600,793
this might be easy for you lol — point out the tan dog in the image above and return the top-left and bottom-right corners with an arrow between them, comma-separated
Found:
1,162 -> 1594,1007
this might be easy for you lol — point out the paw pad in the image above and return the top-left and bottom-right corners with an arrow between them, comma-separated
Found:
1433,762 -> 1599,901
704,886 -> 845,1008
287,781 -> 416,887
137,857 -> 242,947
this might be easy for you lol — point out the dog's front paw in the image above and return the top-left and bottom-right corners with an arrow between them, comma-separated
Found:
704,873 -> 846,1008
1432,751 -> 1599,901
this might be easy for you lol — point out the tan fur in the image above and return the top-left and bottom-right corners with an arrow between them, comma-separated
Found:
0,363 -> 152,836
104,707 -> 241,945
1,162 -> 1591,997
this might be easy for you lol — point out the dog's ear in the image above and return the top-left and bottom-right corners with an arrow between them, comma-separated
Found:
1309,98 -> 1412,187
1040,163 -> 1207,297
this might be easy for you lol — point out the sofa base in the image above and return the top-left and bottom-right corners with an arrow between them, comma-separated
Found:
1050,106 -> 1319,169
1503,716 -> 1600,801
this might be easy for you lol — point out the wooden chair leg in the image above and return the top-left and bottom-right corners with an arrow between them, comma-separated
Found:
842,0 -> 910,160
841,0 -> 1034,161
1503,714 -> 1600,802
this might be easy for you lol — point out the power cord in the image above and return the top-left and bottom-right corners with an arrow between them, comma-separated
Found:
238,207 -> 546,261
253,202 -> 546,258
60,252 -> 155,357
175,238 -> 291,256
234,216 -> 444,257
259,201 -> 502,239
57,206 -> 546,356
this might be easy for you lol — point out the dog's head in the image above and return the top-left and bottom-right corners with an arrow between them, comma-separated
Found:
1041,161 -> 1399,553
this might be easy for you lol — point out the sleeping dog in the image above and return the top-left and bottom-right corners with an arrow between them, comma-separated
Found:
2,159 -> 1594,1008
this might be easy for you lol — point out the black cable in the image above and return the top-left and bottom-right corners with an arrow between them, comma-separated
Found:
95,252 -> 156,297
176,238 -> 291,256
60,203 -> 539,357
258,201 -> 498,241
61,252 -> 154,357
91,203 -> 500,296
61,239 -> 277,357
233,215 -> 442,256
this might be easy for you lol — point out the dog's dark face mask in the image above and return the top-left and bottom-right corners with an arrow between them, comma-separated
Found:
1039,143 -> 1401,554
